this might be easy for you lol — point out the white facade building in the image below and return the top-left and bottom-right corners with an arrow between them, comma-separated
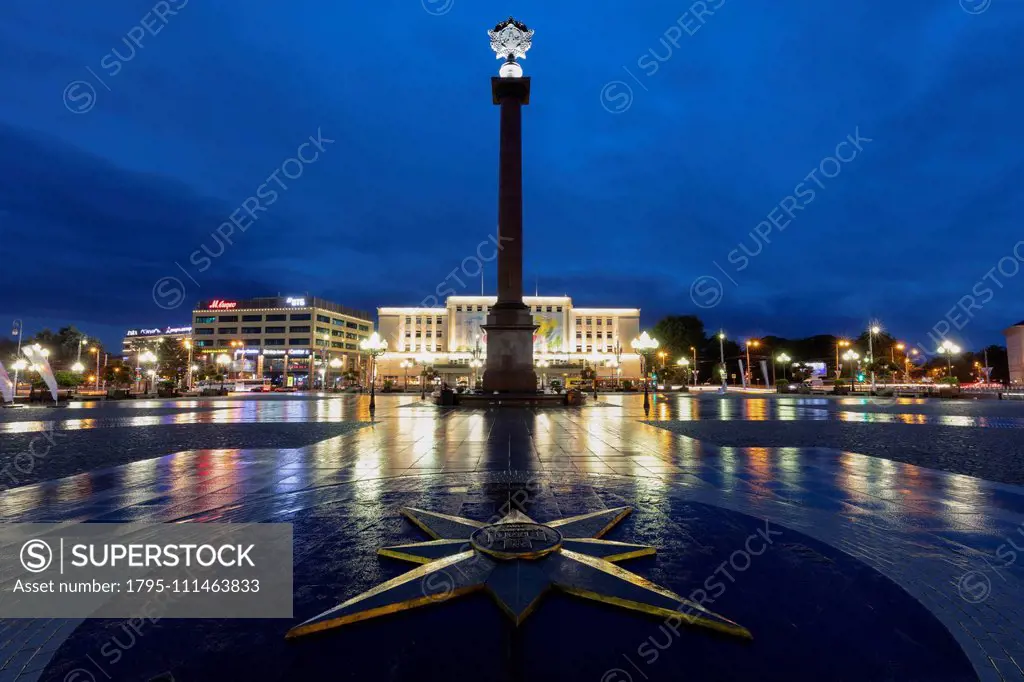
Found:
375,296 -> 642,389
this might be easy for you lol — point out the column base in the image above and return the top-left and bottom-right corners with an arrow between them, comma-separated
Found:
482,306 -> 538,393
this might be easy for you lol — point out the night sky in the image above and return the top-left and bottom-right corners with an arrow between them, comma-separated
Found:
1,0 -> 1021,352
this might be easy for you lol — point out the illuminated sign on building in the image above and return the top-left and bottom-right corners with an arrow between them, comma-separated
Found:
208,300 -> 238,310
285,297 -> 307,307
125,326 -> 193,338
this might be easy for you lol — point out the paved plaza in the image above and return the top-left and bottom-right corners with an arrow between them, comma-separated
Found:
1,394 -> 1023,680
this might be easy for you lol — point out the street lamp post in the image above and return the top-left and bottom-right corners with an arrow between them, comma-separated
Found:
10,320 -> 24,400
835,339 -> 850,379
330,357 -> 343,392
215,353 -> 230,392
676,357 -> 690,387
936,340 -> 961,378
90,347 -> 101,390
589,350 -> 601,400
416,353 -> 434,400
184,338 -> 194,390
631,331 -> 659,416
537,357 -> 550,391
400,360 -> 412,392
745,339 -> 760,387
360,333 -> 388,415
613,341 -> 622,390
868,324 -> 881,392
140,350 -> 158,394
775,353 -> 791,383
690,346 -> 697,387
843,349 -> 860,389
718,331 -> 726,389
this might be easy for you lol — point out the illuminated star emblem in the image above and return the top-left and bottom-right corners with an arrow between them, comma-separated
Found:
285,506 -> 751,640
488,17 -> 534,62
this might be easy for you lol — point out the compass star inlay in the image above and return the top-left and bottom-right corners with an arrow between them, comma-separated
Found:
286,506 -> 752,640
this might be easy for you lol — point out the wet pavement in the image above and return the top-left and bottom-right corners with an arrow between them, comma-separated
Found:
0,393 -> 1023,681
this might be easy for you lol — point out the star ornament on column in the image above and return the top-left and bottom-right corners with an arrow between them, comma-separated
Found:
285,506 -> 751,641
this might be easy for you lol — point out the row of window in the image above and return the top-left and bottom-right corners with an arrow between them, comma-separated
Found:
195,326 -> 365,338
576,332 -> 615,339
405,316 -> 445,325
575,318 -> 615,326
194,339 -> 360,350
195,314 -> 368,331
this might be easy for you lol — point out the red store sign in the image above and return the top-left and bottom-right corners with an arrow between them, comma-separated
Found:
208,299 -> 238,310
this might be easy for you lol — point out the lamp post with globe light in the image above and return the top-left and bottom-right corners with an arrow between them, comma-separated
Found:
536,357 -> 550,391
718,331 -> 727,389
140,350 -> 158,394
936,340 -> 961,378
867,323 -> 881,392
775,353 -> 791,383
400,359 -> 413,392
631,331 -> 659,416
215,353 -> 230,392
676,357 -> 690,386
416,353 -> 434,400
843,349 -> 860,389
11,320 -> 24,399
360,333 -> 388,414
329,357 -> 343,392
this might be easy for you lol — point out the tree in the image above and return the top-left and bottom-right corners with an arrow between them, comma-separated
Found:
790,363 -> 816,383
652,316 -> 706,363
104,360 -> 131,387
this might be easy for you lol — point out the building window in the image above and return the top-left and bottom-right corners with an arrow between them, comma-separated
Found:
316,314 -> 330,323
575,319 -> 582,326
556,307 -> 562,312
332,330 -> 344,337
264,338 -> 285,346
195,340 -> 213,347
195,316 -> 216,324
347,333 -> 358,340
242,315 -> 262,322
333,318 -> 345,326
347,322 -> 358,329
575,345 -> 582,352
266,314 -> 286,322
289,338 -> 310,346
358,325 -> 369,332
331,341 -> 344,349
244,339 -> 261,347
290,326 -> 311,333
218,315 -> 238,323
265,326 -> 286,334
455,306 -> 462,312
217,327 -> 237,335
290,313 -> 311,321
586,318 -> 592,324
436,317 -> 443,324
241,327 -> 261,334
345,343 -> 357,350
596,319 -> 603,326
546,306 -> 552,312
607,318 -> 613,325
316,326 -> 330,335
195,328 -> 214,335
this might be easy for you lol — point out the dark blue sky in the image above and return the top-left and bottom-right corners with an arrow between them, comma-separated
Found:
1,0 -> 1021,352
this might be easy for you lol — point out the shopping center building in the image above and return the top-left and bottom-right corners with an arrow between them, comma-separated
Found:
1005,320 -> 1024,385
375,295 -> 642,390
191,296 -> 374,387
121,325 -> 193,357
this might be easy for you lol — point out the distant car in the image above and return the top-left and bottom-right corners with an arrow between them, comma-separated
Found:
272,386 -> 298,393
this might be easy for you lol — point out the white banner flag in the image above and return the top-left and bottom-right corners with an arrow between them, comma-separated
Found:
738,359 -> 746,388
0,361 -> 12,403
760,359 -> 770,387
22,346 -> 59,403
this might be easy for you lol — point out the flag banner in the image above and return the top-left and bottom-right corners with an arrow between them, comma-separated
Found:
738,359 -> 746,388
0,361 -> 12,403
22,346 -> 58,402
760,360 -> 770,387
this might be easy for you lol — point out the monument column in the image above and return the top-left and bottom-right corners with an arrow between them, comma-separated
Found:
482,17 -> 538,393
